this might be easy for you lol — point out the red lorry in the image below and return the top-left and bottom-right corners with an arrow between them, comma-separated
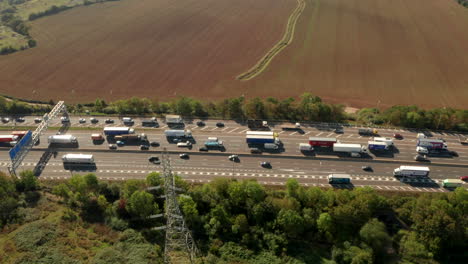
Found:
308,137 -> 337,147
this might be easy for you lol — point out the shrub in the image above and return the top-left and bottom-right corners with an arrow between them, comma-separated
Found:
13,221 -> 56,251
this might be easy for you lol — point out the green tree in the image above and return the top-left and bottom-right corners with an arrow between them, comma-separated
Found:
244,97 -> 266,119
359,218 -> 391,260
178,194 -> 198,223
317,212 -> 334,242
231,214 -> 249,235
19,170 -> 37,191
146,172 -> 162,186
276,209 -> 304,238
128,191 -> 158,219
122,179 -> 144,199
286,178 -> 300,199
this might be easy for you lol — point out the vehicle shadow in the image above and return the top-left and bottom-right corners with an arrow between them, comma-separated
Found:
92,139 -> 105,145
398,177 -> 440,188
63,163 -> 97,172
370,150 -> 394,158
330,183 -> 355,189
33,149 -> 54,176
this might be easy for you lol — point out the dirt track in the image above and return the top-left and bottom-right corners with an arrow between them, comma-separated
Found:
0,0 -> 467,109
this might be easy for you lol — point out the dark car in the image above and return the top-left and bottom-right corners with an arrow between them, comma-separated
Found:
179,153 -> 189,159
414,155 -> 429,162
140,145 -> 149,150
393,133 -> 403,139
105,119 -> 114,124
90,117 -> 99,124
334,127 -> 344,133
250,148 -> 262,154
199,146 -> 208,152
362,165 -> 373,172
260,161 -> 271,168
34,118 -> 42,123
216,122 -> 225,127
148,156 -> 160,164
15,117 -> 25,122
196,121 -> 205,126
150,141 -> 160,147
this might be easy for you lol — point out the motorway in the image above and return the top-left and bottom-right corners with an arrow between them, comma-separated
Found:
1,116 -> 467,192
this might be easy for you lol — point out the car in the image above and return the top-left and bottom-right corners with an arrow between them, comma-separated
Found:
334,128 -> 344,133
108,144 -> 117,150
177,141 -> 192,147
116,140 -> 125,146
150,141 -> 160,147
216,122 -> 225,127
416,146 -> 429,154
393,133 -> 403,139
151,117 -> 157,121
414,154 -> 429,162
148,156 -> 160,164
196,121 -> 205,126
460,176 -> 468,181
1,117 -> 10,123
34,118 -> 42,123
228,155 -> 239,161
79,118 -> 86,123
250,148 -> 262,154
90,117 -> 99,123
199,146 -> 208,151
362,165 -> 373,172
179,153 -> 189,159
15,117 -> 25,122
260,161 -> 271,168
105,119 -> 114,124
140,145 -> 149,150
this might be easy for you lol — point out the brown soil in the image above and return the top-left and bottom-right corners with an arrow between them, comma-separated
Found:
0,0 -> 467,109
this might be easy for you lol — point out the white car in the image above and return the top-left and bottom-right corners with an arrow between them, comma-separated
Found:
177,141 -> 192,147
228,155 -> 239,161
416,146 -> 429,154
79,118 -> 86,123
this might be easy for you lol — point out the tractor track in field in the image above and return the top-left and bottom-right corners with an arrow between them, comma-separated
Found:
237,0 -> 306,81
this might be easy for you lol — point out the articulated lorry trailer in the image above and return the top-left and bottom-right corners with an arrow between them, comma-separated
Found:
393,166 -> 430,177
165,115 -> 183,125
333,143 -> 367,154
246,135 -> 278,144
62,154 -> 94,164
164,129 -> 192,138
368,141 -> 389,151
308,137 -> 337,147
103,127 -> 135,136
417,138 -> 447,150
358,128 -> 378,136
247,120 -> 269,130
373,137 -> 394,146
0,135 -> 19,143
328,174 -> 351,184
115,133 -> 147,142
48,135 -> 78,144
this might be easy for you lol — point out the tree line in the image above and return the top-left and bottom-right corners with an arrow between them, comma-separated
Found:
69,94 -> 468,131
2,171 -> 465,263
457,0 -> 468,8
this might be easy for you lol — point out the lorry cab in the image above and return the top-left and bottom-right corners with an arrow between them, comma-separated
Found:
417,133 -> 427,139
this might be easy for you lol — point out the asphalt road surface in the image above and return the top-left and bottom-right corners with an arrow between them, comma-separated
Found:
1,116 -> 467,192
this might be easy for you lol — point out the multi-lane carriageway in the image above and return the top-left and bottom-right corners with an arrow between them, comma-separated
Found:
1,116 -> 467,192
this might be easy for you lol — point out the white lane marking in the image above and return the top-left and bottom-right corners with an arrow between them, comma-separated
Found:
304,131 -> 311,135
347,134 -> 353,138
316,132 -> 324,136
336,134 -> 342,138
290,132 -> 298,136
201,127 -> 209,130
239,129 -> 248,134
326,133 -> 334,137
221,127 -> 229,131
278,131 -> 285,134
227,128 -> 238,133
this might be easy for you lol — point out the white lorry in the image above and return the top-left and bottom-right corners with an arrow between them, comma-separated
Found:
373,137 -> 394,146
62,154 -> 94,163
48,135 -> 78,144
333,143 -> 367,157
299,143 -> 314,152
393,166 -> 430,177
164,129 -> 192,138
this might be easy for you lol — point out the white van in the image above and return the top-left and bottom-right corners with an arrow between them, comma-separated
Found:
177,141 -> 192,147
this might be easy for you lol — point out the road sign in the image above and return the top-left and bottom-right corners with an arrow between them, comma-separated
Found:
9,130 -> 32,161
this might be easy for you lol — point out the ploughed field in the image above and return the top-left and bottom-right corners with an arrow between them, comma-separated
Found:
0,0 -> 467,108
